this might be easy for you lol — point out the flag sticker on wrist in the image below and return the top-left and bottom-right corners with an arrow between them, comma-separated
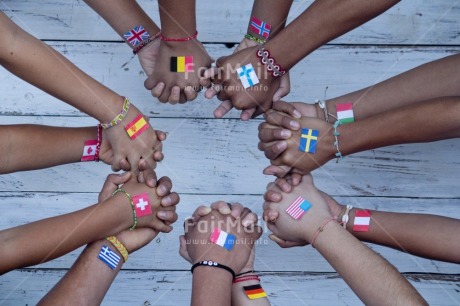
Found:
133,193 -> 152,217
81,139 -> 98,162
170,56 -> 194,72
299,128 -> 319,153
237,64 -> 259,89
125,114 -> 149,140
250,16 -> 271,39
124,26 -> 149,47
209,228 -> 236,251
336,103 -> 355,124
98,245 -> 121,270
286,196 -> 312,220
353,210 -> 371,232
244,284 -> 268,299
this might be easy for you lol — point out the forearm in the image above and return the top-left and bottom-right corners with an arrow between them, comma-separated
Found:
248,0 -> 293,37
192,267 -> 232,306
0,125 -> 96,174
84,0 -> 160,49
319,53 -> 460,120
345,209 -> 460,263
232,279 -> 270,306
0,13 -> 122,123
158,0 -> 196,37
340,97 -> 460,156
265,0 -> 399,69
38,240 -> 122,306
314,222 -> 426,305
0,197 -> 131,274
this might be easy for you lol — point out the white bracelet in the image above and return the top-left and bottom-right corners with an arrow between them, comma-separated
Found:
342,204 -> 353,228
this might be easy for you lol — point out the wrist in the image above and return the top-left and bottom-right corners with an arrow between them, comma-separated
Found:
98,95 -> 126,123
110,191 -> 138,231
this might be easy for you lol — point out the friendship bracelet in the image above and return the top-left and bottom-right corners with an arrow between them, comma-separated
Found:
256,46 -> 286,77
191,260 -> 236,279
112,188 -> 138,230
133,31 -> 161,55
332,120 -> 344,162
95,124 -> 102,162
233,276 -> 260,284
160,31 -> 198,42
341,204 -> 353,229
106,236 -> 129,262
244,33 -> 265,45
236,270 -> 256,277
100,97 -> 131,129
311,216 -> 338,248
316,87 -> 331,122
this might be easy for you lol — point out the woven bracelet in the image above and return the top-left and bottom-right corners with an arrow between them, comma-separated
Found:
112,188 -> 137,231
100,97 -> 131,130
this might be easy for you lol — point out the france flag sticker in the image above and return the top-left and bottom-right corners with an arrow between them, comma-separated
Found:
209,228 -> 236,251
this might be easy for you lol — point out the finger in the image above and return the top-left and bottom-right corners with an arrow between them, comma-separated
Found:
157,210 -> 178,224
272,100 -> 301,119
161,192 -> 180,207
155,130 -> 167,142
98,172 -> 132,202
199,76 -> 212,88
210,201 -> 232,215
168,86 -> 181,104
151,82 -> 165,99
275,177 -> 292,192
156,176 -> 173,196
241,212 -> 258,228
259,141 -> 287,160
213,100 -> 233,118
119,158 -> 131,172
144,76 -> 157,90
229,203 -> 245,219
111,155 -> 124,172
203,67 -> 219,81
191,205 -> 212,221
240,108 -> 256,121
263,190 -> 282,202
153,151 -> 164,162
291,173 -> 302,186
263,165 -> 292,178
179,235 -> 192,263
269,234 -> 304,248
184,86 -> 198,101
138,161 -> 157,187
264,110 -> 300,130
272,73 -> 291,103
258,126 -> 291,142
216,89 -> 230,102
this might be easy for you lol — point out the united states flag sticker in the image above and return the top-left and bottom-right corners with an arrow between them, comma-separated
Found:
98,245 -> 121,270
81,139 -> 98,162
353,210 -> 372,232
133,193 -> 152,217
209,228 -> 236,251
285,196 -> 312,220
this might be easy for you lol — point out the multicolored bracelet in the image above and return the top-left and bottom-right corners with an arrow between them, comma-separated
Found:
133,31 -> 161,55
244,33 -> 265,45
100,97 -> 131,130
256,46 -> 286,78
112,188 -> 138,231
106,236 -> 129,262
160,31 -> 198,42
81,124 -> 102,162
332,120 -> 344,162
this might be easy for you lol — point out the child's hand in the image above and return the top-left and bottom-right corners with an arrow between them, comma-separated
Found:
263,174 -> 332,245
137,38 -> 161,77
116,227 -> 158,254
144,39 -> 212,104
204,46 -> 281,120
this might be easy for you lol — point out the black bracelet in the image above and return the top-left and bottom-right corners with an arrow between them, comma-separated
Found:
191,260 -> 236,279
235,270 -> 256,277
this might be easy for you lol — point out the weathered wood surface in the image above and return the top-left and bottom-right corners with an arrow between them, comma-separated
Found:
0,116 -> 459,198
1,193 -> 459,274
1,0 -> 459,45
1,43 -> 459,118
2,270 -> 460,306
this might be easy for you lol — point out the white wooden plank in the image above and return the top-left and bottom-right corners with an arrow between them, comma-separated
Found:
1,270 -> 459,306
1,0 -> 459,45
1,193 -> 459,274
1,43 -> 459,118
0,116 -> 459,198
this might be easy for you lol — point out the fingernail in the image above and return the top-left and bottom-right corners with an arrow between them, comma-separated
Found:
293,110 -> 302,119
277,142 -> 287,150
162,197 -> 171,206
242,220 -> 251,227
158,211 -> 166,218
290,120 -> 300,129
280,130 -> 291,138
158,185 -> 167,195
221,207 -> 231,214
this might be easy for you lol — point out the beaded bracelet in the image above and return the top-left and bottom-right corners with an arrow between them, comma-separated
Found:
133,31 -> 161,55
160,31 -> 198,42
95,124 -> 102,162
106,236 -> 129,262
332,120 -> 344,162
256,46 -> 286,78
112,188 -> 137,230
100,97 -> 131,130
191,260 -> 236,279
341,204 -> 353,229
244,33 -> 265,45
311,216 -> 338,248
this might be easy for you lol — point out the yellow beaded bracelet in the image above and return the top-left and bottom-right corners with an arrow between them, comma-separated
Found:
112,188 -> 138,230
106,236 -> 129,262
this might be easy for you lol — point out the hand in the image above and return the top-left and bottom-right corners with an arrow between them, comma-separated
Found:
144,39 -> 212,104
183,204 -> 262,274
263,174 -> 332,245
116,227 -> 158,254
260,114 -> 336,177
205,46 -> 280,120
137,38 -> 161,77
104,106 -> 162,174
209,39 -> 291,120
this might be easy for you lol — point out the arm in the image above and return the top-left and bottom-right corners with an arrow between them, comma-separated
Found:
264,175 -> 427,305
192,267 -> 233,306
247,0 -> 293,39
